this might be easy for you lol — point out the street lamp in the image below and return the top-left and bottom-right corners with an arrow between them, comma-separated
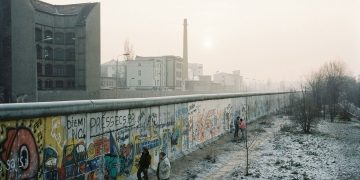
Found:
114,53 -> 130,99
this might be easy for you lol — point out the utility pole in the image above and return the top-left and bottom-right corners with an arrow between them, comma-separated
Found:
183,19 -> 188,81
115,57 -> 119,99
245,96 -> 249,175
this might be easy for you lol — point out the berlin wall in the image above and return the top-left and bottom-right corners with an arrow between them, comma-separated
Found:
0,93 -> 290,179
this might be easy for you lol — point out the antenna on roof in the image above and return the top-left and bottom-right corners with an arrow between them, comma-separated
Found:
124,39 -> 135,60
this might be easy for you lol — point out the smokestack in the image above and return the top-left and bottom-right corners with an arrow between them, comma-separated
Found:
183,18 -> 188,80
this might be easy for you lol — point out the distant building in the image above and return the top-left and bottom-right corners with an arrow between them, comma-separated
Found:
100,77 -> 116,89
199,75 -> 211,82
126,56 -> 183,90
188,63 -> 203,80
100,60 -> 126,89
185,75 -> 222,92
213,70 -> 242,91
0,0 -> 100,102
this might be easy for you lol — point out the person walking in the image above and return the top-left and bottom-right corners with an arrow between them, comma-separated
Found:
239,118 -> 246,140
137,147 -> 151,180
234,116 -> 240,139
157,152 -> 171,180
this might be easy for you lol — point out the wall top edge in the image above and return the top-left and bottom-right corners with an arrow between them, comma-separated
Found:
0,91 -> 292,120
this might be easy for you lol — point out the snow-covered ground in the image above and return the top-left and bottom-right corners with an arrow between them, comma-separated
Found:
224,117 -> 360,180
149,115 -> 360,180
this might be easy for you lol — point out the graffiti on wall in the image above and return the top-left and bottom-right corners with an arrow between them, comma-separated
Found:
0,94 -> 289,179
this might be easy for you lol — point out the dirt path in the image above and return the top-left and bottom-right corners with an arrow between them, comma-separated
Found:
147,116 -> 360,180
207,116 -> 283,179
148,115 -> 284,180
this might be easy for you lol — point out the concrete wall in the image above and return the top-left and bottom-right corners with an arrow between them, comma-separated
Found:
100,89 -> 246,99
0,92 -> 290,179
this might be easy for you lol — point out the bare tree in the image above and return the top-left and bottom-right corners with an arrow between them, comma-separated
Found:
307,71 -> 325,118
289,87 -> 319,133
320,61 -> 347,122
244,97 -> 262,176
288,60 -> 352,132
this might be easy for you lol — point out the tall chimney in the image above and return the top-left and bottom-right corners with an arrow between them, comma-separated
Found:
183,18 -> 188,80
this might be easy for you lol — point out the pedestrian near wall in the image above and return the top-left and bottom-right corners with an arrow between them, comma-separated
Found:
137,147 -> 151,180
239,118 -> 246,140
234,116 -> 240,139
157,152 -> 171,180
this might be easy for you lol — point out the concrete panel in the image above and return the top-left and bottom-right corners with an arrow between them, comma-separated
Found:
0,93 -> 291,179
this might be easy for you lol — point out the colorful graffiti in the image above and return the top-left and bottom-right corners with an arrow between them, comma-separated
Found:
0,94 -> 290,179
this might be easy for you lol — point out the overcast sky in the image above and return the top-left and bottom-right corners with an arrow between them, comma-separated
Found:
44,0 -> 360,81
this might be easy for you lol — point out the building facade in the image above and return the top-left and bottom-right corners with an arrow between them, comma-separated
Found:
185,75 -> 222,92
213,70 -> 242,91
0,0 -> 100,102
100,59 -> 126,89
188,63 -> 203,80
126,56 -> 183,90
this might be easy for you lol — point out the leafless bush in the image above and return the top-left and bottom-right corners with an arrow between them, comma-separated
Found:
288,89 -> 320,133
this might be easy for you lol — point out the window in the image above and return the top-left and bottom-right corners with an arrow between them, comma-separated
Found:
176,72 -> 182,78
45,79 -> 53,88
54,48 -> 64,60
44,47 -> 53,60
45,64 -> 52,76
65,32 -> 75,45
66,65 -> 75,77
44,30 -> 53,43
138,63 -> 141,66
38,80 -> 42,90
67,80 -> 75,88
37,63 -> 42,75
138,70 -> 141,76
35,28 -> 42,42
138,80 -> 141,86
55,80 -> 64,88
36,45 -> 42,59
54,32 -> 64,44
65,48 -> 75,61
54,65 -> 65,76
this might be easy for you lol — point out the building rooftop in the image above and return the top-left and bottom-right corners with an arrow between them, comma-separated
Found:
102,60 -> 126,66
31,0 -> 98,16
135,55 -> 182,61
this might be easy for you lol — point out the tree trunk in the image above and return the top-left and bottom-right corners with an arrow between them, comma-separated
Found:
245,97 -> 249,176
245,129 -> 249,176
246,147 -> 249,176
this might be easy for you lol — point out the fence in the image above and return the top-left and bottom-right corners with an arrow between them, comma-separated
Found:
0,92 -> 291,179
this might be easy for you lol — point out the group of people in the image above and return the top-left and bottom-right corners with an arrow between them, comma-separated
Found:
136,117 -> 245,180
137,148 -> 171,180
234,116 -> 246,140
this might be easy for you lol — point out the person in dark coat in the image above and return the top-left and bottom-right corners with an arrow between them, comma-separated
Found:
234,116 -> 240,139
137,147 -> 151,180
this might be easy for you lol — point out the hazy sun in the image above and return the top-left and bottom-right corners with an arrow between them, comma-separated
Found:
203,39 -> 213,48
